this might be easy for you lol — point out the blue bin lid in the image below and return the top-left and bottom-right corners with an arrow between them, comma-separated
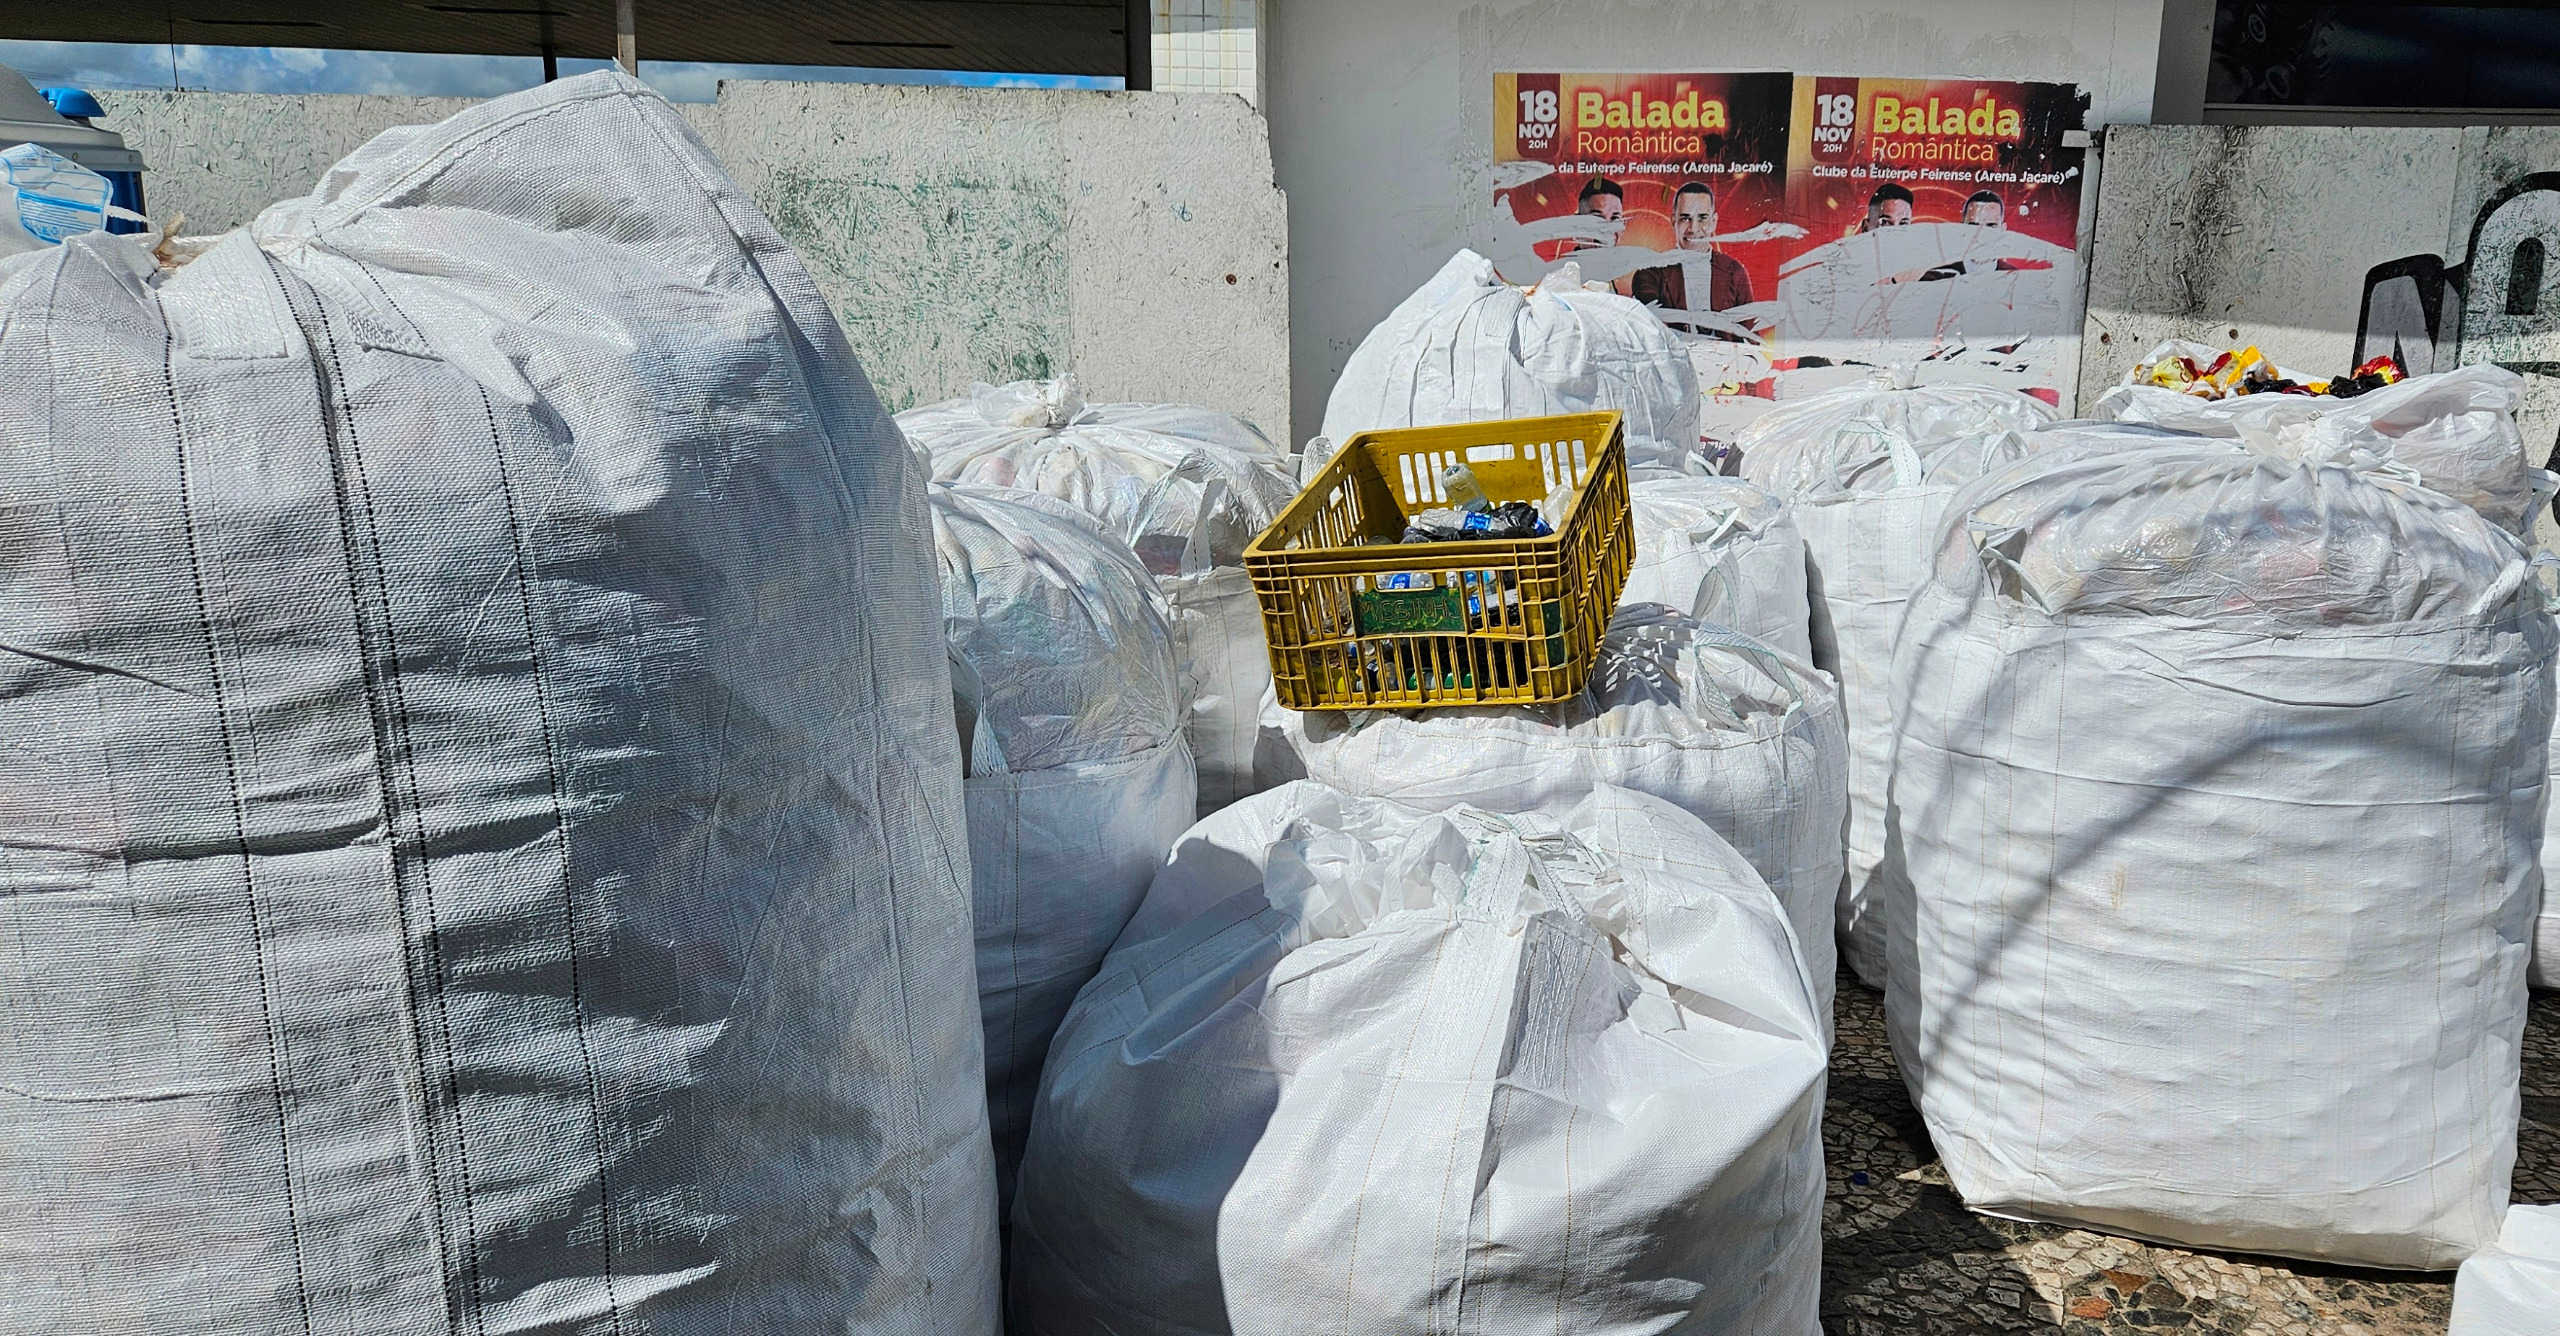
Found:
38,87 -> 105,120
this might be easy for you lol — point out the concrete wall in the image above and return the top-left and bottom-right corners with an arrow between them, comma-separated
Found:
93,81 -> 1291,435
1263,0 -> 2173,445
2078,125 -> 2450,391
696,82 -> 1288,432
2081,124 -> 2560,457
94,91 -> 480,233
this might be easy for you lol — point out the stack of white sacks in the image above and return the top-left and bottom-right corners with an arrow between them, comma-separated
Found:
996,254 -> 1837,1330
901,252 -> 2560,1309
15,84 -> 2543,1326
900,377 -> 1297,817
1735,374 -> 2057,985
1620,353 -> 2554,1274
928,484 -> 1196,1222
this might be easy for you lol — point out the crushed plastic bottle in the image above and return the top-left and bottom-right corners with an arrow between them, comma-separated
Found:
1440,462 -> 1491,513
1541,480 -> 1577,530
1401,501 -> 1551,543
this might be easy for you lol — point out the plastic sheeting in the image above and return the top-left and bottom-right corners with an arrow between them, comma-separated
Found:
2093,362 -> 2544,535
931,484 -> 1195,1222
1622,474 -> 1815,661
1257,605 -> 1846,1025
0,73 -> 998,1333
2449,1205 -> 2560,1335
901,376 -> 1294,817
1736,374 -> 2057,987
1010,782 -> 1828,1335
1323,248 -> 1705,476
1887,431 -> 2553,1269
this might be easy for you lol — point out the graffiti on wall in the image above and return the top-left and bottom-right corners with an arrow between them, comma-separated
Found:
2359,171 -> 2560,502
2357,171 -> 2560,379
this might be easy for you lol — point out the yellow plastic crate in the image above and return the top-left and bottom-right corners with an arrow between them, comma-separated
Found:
1246,411 -> 1632,711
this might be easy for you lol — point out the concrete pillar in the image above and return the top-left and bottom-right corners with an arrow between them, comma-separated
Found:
2152,0 -> 2213,125
1126,0 -> 1152,90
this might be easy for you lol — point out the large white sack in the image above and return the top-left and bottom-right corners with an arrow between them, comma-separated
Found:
0,73 -> 998,1332
1257,605 -> 1846,1024
1323,248 -> 1704,476
1011,781 -> 1827,1335
2094,362 -> 2544,534
1623,474 -> 1815,661
932,484 -> 1195,1219
2450,1205 -> 2560,1335
1887,430 -> 2553,1268
900,376 -> 1293,818
1736,374 -> 2057,987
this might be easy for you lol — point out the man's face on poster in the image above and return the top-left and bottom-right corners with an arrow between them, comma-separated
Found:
1671,190 -> 1717,252
1566,189 -> 1621,252
1866,197 -> 1914,228
1963,199 -> 2005,227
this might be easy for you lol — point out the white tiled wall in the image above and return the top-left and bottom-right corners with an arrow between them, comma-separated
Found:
1153,0 -> 1260,105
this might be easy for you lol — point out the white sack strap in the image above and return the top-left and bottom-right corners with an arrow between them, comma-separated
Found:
159,232 -> 297,361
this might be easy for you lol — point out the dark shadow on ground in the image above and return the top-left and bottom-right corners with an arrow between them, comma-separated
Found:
1819,970 -> 2555,1335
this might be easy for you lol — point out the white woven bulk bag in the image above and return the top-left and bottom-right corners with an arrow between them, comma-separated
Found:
900,376 -> 1295,818
2450,1205 -> 2560,1336
1736,374 -> 2056,987
1323,248 -> 1704,476
1623,474 -> 1815,661
0,73 -> 996,1333
931,484 -> 1195,1221
1887,431 -> 2553,1268
1011,782 -> 1827,1336
1259,605 -> 1845,1022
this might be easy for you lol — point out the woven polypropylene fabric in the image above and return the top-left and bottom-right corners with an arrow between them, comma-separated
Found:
931,482 -> 1194,1224
1012,783 -> 1826,1336
1263,607 -> 1846,1030
1322,249 -> 1705,477
1886,433 -> 2551,1269
2450,1205 -> 2560,1334
1736,377 -> 2055,990
901,380 -> 1292,818
0,72 -> 998,1333
1621,474 -> 1814,663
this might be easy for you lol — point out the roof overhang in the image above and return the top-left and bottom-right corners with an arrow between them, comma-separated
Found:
0,1 -> 1132,79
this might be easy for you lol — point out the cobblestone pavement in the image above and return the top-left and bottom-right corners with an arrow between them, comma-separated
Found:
1822,974 -> 2560,1336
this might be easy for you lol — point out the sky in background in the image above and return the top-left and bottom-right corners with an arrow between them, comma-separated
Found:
0,40 -> 1119,103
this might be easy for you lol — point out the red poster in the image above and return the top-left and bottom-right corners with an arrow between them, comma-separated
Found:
1493,71 -> 1798,341
1773,76 -> 2088,408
